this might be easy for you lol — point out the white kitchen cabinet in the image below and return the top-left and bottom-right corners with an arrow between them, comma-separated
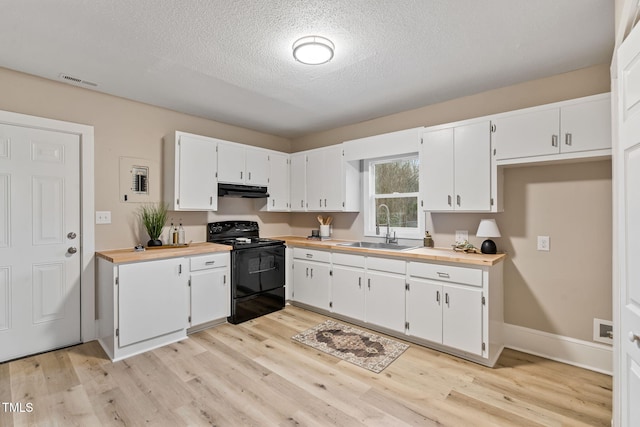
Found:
189,253 -> 230,327
421,120 -> 492,212
492,93 -> 611,162
164,131 -> 218,211
289,152 -> 307,211
265,152 -> 290,211
406,277 -> 483,356
97,256 -> 189,361
292,248 -> 331,310
303,145 -> 360,212
218,142 -> 270,186
331,253 -> 366,320
365,270 -> 406,333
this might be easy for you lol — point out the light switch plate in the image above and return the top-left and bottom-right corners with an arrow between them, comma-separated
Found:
96,211 -> 111,224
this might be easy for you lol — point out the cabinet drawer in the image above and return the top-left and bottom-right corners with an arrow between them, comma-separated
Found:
293,248 -> 331,263
366,257 -> 405,275
332,252 -> 365,268
190,253 -> 228,271
408,262 -> 482,287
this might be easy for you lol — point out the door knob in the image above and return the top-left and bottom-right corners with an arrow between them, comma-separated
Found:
629,331 -> 640,343
67,232 -> 77,239
67,247 -> 78,254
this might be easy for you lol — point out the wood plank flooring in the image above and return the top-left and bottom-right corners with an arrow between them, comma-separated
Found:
0,306 -> 612,426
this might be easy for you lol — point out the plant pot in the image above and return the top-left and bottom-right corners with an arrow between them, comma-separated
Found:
147,239 -> 163,247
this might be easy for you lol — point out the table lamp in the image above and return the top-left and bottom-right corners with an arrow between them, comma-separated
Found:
476,219 -> 501,254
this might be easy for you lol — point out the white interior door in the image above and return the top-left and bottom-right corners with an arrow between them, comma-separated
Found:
617,18 -> 640,427
0,124 -> 81,362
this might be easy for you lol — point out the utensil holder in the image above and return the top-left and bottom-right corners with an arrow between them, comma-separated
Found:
320,225 -> 331,237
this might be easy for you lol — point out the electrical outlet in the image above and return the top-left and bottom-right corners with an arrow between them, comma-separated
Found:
96,211 -> 111,224
537,235 -> 550,251
593,318 -> 613,345
455,230 -> 468,243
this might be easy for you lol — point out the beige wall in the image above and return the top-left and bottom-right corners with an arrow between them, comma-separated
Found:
0,67 -> 291,250
290,63 -> 612,342
0,63 -> 612,342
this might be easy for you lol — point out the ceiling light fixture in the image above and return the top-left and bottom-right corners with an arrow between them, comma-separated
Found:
292,36 -> 335,65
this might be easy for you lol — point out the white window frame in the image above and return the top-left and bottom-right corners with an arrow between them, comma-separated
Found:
363,154 -> 423,240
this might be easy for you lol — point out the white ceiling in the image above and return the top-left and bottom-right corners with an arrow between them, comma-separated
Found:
0,0 -> 613,138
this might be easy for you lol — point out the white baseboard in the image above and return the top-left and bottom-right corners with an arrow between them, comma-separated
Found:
503,323 -> 613,375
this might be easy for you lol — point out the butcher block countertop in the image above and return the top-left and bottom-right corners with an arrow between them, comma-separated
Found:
271,235 -> 506,267
96,242 -> 232,264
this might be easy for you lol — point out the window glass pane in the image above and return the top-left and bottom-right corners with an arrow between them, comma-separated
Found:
375,197 -> 418,228
374,159 -> 419,194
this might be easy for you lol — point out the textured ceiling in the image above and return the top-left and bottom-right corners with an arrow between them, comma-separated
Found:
0,0 -> 614,138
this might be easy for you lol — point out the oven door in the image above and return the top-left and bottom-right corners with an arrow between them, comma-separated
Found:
232,245 -> 285,298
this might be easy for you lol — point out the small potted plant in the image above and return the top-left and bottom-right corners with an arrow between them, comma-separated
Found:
138,202 -> 168,247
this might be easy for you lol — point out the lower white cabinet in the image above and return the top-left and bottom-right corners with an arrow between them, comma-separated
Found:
189,253 -> 230,327
287,245 -> 504,367
97,250 -> 231,361
292,248 -> 331,310
406,278 -> 483,356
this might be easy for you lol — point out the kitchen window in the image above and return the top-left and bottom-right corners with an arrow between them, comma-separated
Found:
363,154 -> 422,239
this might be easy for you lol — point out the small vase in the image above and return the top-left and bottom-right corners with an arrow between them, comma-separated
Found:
147,239 -> 163,247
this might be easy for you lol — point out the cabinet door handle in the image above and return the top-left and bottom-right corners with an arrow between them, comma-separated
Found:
367,278 -> 371,290
272,199 -> 275,207
248,172 -> 252,181
456,195 -> 461,207
301,200 -> 304,208
205,261 -> 216,265
551,135 -> 558,147
358,277 -> 362,289
324,198 -> 327,207
310,268 -> 313,279
445,293 -> 449,305
437,272 -> 450,278
447,195 -> 452,206
436,290 -> 440,303
306,267 -> 309,277
240,171 -> 243,180
178,264 -> 182,275
319,199 -> 322,207
210,196 -> 213,205
565,133 -> 572,146
306,253 -> 313,259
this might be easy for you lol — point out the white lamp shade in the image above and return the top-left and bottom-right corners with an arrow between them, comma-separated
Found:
476,219 -> 501,238
293,36 -> 334,65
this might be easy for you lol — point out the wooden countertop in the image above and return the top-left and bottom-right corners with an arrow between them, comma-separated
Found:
96,242 -> 232,264
270,235 -> 506,267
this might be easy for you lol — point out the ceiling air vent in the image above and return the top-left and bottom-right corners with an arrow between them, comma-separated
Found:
58,73 -> 98,87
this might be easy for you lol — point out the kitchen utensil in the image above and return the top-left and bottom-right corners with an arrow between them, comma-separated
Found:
317,215 -> 324,225
326,216 -> 333,225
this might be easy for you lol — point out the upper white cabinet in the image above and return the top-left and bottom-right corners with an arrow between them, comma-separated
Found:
264,151 -> 290,211
421,120 -> 492,212
218,142 -> 269,186
304,145 -> 360,212
164,131 -> 218,211
492,93 -> 611,162
289,153 -> 307,212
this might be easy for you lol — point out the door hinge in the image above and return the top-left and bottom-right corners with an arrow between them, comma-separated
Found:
405,321 -> 410,330
405,283 -> 410,291
490,198 -> 494,206
482,342 -> 486,351
176,198 -> 180,205
491,123 -> 496,133
115,277 -> 119,285
115,328 -> 119,337
482,296 -> 486,305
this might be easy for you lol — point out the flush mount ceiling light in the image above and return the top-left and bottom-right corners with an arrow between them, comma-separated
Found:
292,35 -> 335,65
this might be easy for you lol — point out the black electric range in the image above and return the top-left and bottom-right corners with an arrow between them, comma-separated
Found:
207,221 -> 285,324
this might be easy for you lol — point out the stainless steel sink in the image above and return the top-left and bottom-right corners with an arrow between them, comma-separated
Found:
337,241 -> 419,251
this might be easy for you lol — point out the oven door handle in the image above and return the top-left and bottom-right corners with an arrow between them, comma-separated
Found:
249,266 -> 277,274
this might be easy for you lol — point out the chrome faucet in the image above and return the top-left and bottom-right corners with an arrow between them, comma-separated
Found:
376,204 -> 398,244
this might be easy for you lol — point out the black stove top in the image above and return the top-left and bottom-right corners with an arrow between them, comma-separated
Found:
207,221 -> 284,249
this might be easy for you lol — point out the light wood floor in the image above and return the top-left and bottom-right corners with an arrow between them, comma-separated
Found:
0,306 -> 612,426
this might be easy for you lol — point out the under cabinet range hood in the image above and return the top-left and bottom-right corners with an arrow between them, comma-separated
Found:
218,183 -> 269,198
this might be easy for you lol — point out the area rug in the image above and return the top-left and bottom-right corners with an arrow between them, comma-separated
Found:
292,320 -> 409,373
